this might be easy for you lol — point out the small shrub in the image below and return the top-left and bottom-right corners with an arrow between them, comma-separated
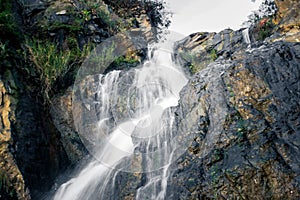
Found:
114,55 -> 139,65
210,49 -> 218,61
257,17 -> 274,41
25,39 -> 71,100
179,51 -> 198,74
243,0 -> 276,41
244,0 -> 277,26
107,54 -> 140,72
188,63 -> 197,74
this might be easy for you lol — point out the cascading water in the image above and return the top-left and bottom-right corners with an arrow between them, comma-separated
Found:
53,32 -> 188,200
242,27 -> 251,48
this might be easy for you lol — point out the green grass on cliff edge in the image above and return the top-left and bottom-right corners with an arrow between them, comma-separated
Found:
0,0 -> 19,38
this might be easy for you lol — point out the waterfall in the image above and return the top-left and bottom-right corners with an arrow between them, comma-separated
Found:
53,33 -> 188,200
242,28 -> 251,48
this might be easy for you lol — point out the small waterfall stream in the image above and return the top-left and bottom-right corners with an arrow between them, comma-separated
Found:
242,27 -> 251,47
53,33 -> 188,200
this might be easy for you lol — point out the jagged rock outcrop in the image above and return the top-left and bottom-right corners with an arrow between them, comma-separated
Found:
50,88 -> 88,165
174,29 -> 249,74
272,0 -> 300,42
174,0 -> 300,76
274,0 -> 300,31
168,40 -> 300,199
167,1 -> 300,198
0,80 -> 31,199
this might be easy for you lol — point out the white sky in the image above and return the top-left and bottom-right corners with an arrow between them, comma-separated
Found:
165,0 -> 263,36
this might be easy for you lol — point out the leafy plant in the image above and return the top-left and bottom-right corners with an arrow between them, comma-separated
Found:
82,9 -> 91,21
243,0 -> 276,41
114,55 -> 139,65
188,63 -> 197,74
80,41 -> 117,77
25,39 -> 71,100
103,0 -> 170,29
257,17 -> 274,40
67,36 -> 94,64
245,0 -> 277,26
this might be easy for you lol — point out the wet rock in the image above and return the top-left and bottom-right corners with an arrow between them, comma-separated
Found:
168,41 -> 300,199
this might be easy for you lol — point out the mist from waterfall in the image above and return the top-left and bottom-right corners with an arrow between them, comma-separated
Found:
52,32 -> 188,200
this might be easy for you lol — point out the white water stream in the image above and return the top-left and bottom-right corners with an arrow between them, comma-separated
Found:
53,34 -> 188,200
51,0 -> 259,197
242,27 -> 251,47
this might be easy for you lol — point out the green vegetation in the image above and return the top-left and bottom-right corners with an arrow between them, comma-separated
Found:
188,63 -> 197,74
25,39 -> 71,100
66,36 -> 94,64
25,34 -> 94,101
85,44 -> 142,75
114,55 -> 139,65
244,0 -> 276,41
245,0 -> 277,26
42,0 -> 127,35
107,54 -> 140,72
178,48 -> 220,75
103,0 -> 170,29
0,170 -> 15,198
209,49 -> 218,61
86,42 -> 116,74
257,17 -> 274,41
179,51 -> 198,74
46,21 -> 82,32
0,0 -> 19,38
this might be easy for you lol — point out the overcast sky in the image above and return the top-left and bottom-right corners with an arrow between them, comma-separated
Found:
165,0 -> 263,35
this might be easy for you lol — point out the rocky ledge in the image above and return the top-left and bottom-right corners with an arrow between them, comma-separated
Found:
169,40 -> 300,199
167,0 -> 300,198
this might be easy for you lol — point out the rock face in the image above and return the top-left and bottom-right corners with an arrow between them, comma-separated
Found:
1,0 -> 299,199
1,0 -> 164,199
168,41 -> 300,199
174,29 -> 249,74
0,80 -> 30,200
50,88 -> 88,165
274,0 -> 300,31
273,0 -> 300,42
165,1 -> 300,198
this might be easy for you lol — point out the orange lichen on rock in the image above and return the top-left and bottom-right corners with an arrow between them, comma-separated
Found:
227,64 -> 273,122
0,80 -> 31,200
